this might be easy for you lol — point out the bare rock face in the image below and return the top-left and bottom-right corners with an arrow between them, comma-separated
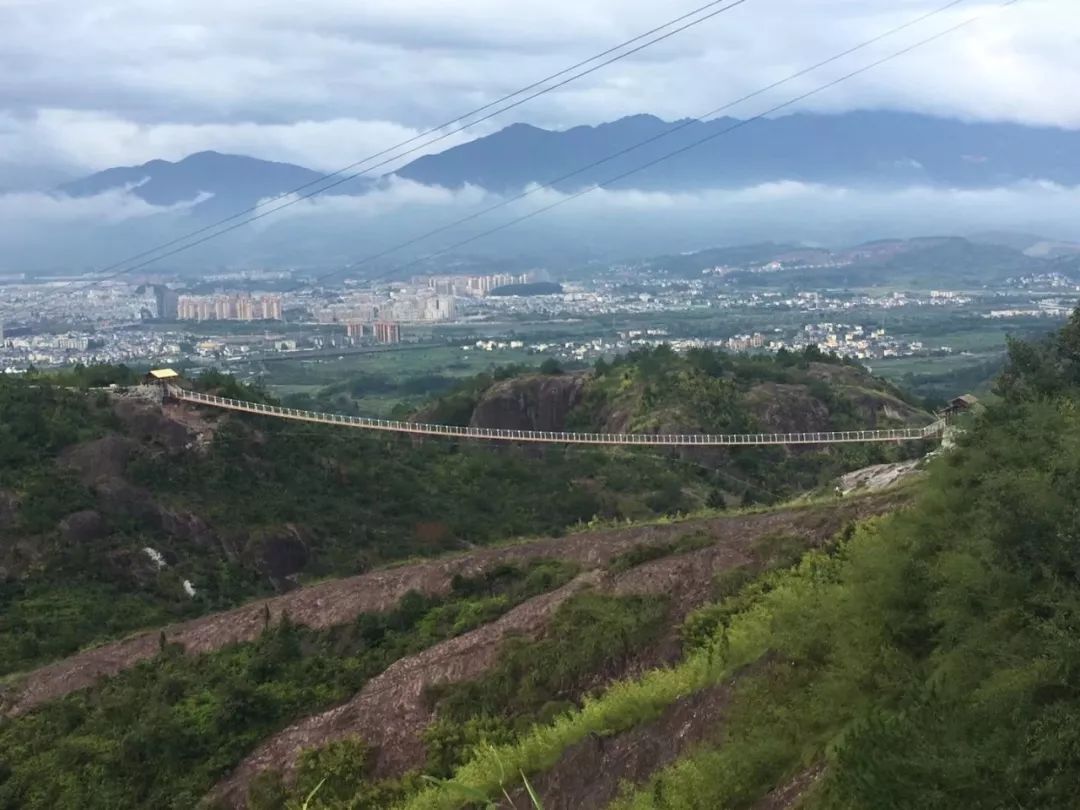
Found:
0,490 -> 18,531
745,384 -> 832,433
93,477 -> 218,548
60,434 -> 140,485
848,391 -> 924,427
839,460 -> 923,495
469,373 -> 588,431
112,398 -> 196,455
93,477 -> 161,523
58,510 -> 108,544
156,507 -> 218,549
245,525 -> 310,580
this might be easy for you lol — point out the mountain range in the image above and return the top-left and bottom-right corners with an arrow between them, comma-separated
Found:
56,111 -> 1080,215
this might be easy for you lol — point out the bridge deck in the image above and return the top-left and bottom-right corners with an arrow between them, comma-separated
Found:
170,387 -> 945,447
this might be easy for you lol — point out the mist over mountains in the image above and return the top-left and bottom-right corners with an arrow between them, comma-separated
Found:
60,111 -> 1080,206
394,111 -> 1080,193
5,110 -> 1080,272
57,151 -> 368,218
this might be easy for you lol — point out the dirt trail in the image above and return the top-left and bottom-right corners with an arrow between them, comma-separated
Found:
3,494 -> 900,720
210,495 -> 900,807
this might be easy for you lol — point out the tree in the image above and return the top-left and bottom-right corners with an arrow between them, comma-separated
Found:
539,358 -> 563,375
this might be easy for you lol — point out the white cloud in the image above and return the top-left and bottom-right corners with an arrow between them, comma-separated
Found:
3,176 -> 1080,271
0,0 -> 1075,185
247,176 -> 1080,249
0,110 -> 480,178
252,176 -> 492,224
0,186 -> 210,224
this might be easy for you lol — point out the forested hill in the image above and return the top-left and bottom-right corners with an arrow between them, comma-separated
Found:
393,310 -> 1080,810
12,312 -> 1080,808
0,351 -> 924,682
420,345 -> 929,436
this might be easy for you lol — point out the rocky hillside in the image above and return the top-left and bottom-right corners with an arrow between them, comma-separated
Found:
8,315 -> 1080,810
0,352 -> 927,682
0,488 -> 904,810
393,312 -> 1080,810
0,371 -> 721,680
0,351 -> 941,810
423,346 -> 928,436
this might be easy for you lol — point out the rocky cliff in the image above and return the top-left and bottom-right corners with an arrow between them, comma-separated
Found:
456,358 -> 929,437
467,373 -> 588,431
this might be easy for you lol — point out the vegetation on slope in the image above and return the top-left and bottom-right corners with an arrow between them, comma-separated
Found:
1,349 -> 925,677
241,515 -> 873,809
401,308 -> 1080,810
0,378 -> 177,671
426,345 -> 932,498
424,592 -> 670,774
244,589 -> 672,810
426,345 -> 926,435
0,561 -> 576,810
0,371 -> 703,676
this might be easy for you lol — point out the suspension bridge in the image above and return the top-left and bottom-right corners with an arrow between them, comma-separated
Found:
166,386 -> 947,447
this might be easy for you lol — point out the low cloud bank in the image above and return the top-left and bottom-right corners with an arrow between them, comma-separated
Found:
2,177 -> 1079,271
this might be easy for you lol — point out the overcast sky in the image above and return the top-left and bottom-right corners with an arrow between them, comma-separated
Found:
0,0 -> 1074,186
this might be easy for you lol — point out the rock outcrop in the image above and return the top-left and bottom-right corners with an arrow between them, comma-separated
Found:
468,373 -> 588,431
58,510 -> 108,545
3,495 -> 903,721
745,383 -> 832,433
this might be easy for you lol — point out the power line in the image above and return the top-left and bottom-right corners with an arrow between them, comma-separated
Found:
339,0 -> 1020,286
25,0 -> 982,323
2,0 -> 752,321
9,0 -> 1007,325
7,0 -> 1019,340
305,0 -> 972,287
72,0 -> 978,306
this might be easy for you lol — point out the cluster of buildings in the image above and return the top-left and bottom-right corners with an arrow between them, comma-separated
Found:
345,321 -> 403,344
725,333 -> 766,352
0,328 -> 186,372
425,273 -> 530,296
787,323 -> 934,360
310,289 -> 454,331
384,292 -> 456,323
307,273 -> 535,344
985,302 -> 1074,319
1004,272 -> 1080,291
174,293 -> 284,322
462,320 -> 937,367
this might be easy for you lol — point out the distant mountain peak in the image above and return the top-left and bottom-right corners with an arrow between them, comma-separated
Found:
57,151 -> 361,217
392,110 -> 1080,194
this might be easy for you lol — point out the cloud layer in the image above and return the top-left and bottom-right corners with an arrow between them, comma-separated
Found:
0,0 -> 1075,187
4,177 -> 1080,275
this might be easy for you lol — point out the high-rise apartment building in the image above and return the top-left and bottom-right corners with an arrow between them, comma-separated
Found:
154,286 -> 179,320
374,321 -> 402,344
176,293 -> 284,322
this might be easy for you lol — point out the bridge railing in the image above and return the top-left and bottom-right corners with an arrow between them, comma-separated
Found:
169,387 -> 942,447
